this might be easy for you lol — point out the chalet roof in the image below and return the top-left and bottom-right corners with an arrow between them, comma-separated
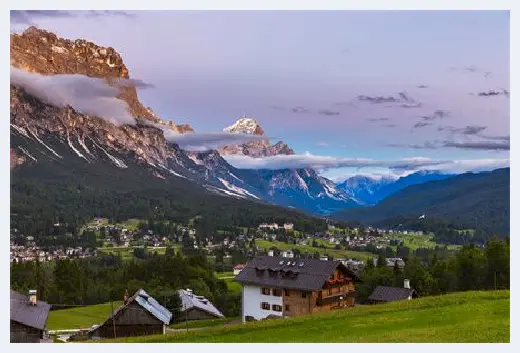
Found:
235,256 -> 362,292
367,286 -> 418,302
93,289 -> 172,330
178,289 -> 224,318
10,290 -> 51,330
234,264 -> 245,269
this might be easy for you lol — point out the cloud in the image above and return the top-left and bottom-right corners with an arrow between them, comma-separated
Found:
222,153 -> 509,175
387,141 -> 441,150
316,141 -> 330,147
161,130 -> 266,151
357,91 -> 421,109
417,84 -> 429,89
318,109 -> 340,116
291,106 -> 310,114
368,118 -> 389,122
479,134 -> 510,142
384,124 -> 397,128
476,89 -> 509,98
10,66 -> 147,126
413,122 -> 432,129
10,10 -> 132,24
420,109 -> 450,121
438,125 -> 487,135
443,141 -> 510,151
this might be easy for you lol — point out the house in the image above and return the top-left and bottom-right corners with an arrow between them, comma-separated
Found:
235,256 -> 362,322
176,289 -> 224,322
10,289 -> 51,343
367,280 -> 418,303
88,289 -> 172,339
259,223 -> 279,230
283,223 -> 294,231
233,264 -> 246,275
281,250 -> 294,258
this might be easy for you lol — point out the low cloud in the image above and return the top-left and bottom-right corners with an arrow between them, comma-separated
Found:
161,130 -> 266,151
223,153 -> 509,174
417,84 -> 429,89
291,106 -> 310,114
10,67 -> 154,126
443,141 -> 510,151
368,118 -> 389,122
316,141 -> 330,147
318,109 -> 340,116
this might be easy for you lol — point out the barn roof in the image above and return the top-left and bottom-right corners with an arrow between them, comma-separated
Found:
235,256 -> 362,292
368,286 -> 417,302
10,290 -> 51,330
178,289 -> 224,318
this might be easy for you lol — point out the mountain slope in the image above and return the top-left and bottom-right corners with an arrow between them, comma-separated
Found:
337,171 -> 455,205
334,168 -> 510,235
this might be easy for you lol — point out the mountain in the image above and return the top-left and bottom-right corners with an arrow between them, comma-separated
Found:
10,27 -> 330,235
334,168 -> 510,235
212,117 -> 360,214
337,171 -> 456,205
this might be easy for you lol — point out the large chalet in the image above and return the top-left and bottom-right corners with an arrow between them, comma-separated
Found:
235,256 -> 362,322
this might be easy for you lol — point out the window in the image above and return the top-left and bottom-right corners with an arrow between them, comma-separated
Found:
272,304 -> 282,312
284,304 -> 290,312
328,288 -> 332,295
272,288 -> 282,297
284,289 -> 290,296
261,287 -> 270,295
301,292 -> 307,298
261,302 -> 270,310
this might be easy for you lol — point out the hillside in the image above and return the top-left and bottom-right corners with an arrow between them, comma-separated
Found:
104,291 -> 509,343
334,168 -> 510,236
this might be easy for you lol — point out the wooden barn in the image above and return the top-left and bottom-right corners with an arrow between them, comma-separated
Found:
367,280 -> 418,304
235,256 -> 362,322
176,289 -> 224,322
10,289 -> 51,343
88,289 -> 172,339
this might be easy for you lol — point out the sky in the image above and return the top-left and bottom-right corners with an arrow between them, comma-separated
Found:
10,10 -> 510,181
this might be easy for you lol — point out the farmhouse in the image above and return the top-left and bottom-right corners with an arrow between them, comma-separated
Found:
233,264 -> 245,275
88,289 -> 172,339
235,256 -> 362,322
176,289 -> 225,322
367,280 -> 418,303
10,289 -> 51,343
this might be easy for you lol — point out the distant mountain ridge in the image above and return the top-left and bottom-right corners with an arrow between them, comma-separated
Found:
337,171 -> 456,205
334,168 -> 510,235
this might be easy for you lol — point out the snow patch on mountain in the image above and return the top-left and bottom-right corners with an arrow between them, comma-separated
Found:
218,177 -> 260,199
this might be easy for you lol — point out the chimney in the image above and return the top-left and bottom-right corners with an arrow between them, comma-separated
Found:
404,279 -> 410,289
28,289 -> 37,306
186,288 -> 193,297
123,289 -> 129,305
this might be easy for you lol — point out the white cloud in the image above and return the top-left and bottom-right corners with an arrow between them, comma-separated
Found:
10,67 -> 140,126
222,152 -> 509,174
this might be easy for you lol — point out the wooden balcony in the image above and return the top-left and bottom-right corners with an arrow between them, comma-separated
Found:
316,291 -> 356,306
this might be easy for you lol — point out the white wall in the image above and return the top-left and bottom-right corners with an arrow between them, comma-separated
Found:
242,284 -> 283,322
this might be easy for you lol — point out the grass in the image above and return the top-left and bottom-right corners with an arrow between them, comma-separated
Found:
47,301 -> 122,330
215,272 -> 234,279
105,291 -> 509,343
256,239 -> 374,261
169,317 -> 240,330
389,233 -> 462,251
97,245 -> 177,261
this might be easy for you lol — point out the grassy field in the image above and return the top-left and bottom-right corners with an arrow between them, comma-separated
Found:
389,233 -> 461,251
256,239 -> 374,261
97,245 -> 177,260
106,291 -> 509,343
47,301 -> 122,330
169,317 -> 240,330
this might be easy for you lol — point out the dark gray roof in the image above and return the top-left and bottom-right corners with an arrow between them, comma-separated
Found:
235,256 -> 362,292
10,290 -> 51,330
367,286 -> 418,302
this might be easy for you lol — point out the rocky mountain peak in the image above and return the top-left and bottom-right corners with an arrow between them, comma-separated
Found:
223,117 -> 264,136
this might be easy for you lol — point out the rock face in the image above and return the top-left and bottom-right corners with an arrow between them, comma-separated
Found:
10,26 -> 192,132
219,117 -> 294,157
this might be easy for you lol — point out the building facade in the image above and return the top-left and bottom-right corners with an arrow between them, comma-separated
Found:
236,256 -> 361,322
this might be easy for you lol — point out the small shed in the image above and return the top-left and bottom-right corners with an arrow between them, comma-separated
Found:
176,289 -> 224,322
10,289 -> 51,343
89,289 -> 172,339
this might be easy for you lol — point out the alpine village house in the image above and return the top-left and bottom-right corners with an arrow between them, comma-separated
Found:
235,256 -> 362,322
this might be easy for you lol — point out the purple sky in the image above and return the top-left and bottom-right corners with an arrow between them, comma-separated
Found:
10,10 -> 510,181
